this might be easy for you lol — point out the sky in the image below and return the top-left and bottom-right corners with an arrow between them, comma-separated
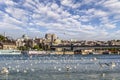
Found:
0,0 -> 120,40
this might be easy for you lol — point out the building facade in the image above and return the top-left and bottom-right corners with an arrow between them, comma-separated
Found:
0,42 -> 17,50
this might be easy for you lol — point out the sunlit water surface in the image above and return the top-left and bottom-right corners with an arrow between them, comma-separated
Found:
0,54 -> 120,80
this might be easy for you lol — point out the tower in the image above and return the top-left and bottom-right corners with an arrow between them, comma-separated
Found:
4,32 -> 6,37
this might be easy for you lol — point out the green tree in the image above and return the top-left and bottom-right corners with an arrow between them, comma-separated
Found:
0,35 -> 6,41
33,45 -> 39,50
33,45 -> 43,51
18,46 -> 29,51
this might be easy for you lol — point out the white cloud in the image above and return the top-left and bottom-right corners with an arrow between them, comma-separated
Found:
50,3 -> 59,10
100,17 -> 109,24
80,15 -> 90,22
0,0 -> 119,40
94,10 -> 108,17
61,0 -> 81,8
83,0 -> 96,4
23,1 -> 36,10
86,8 -> 108,17
5,7 -> 28,22
100,17 -> 116,29
0,10 -> 23,30
27,27 -> 41,33
81,25 -> 95,30
0,22 -> 22,30
102,0 -> 120,14
4,0 -> 16,6
47,10 -> 60,19
0,16 -> 22,30
104,23 -> 116,29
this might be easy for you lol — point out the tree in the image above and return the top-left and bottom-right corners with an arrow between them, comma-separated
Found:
33,45 -> 39,50
18,46 -> 29,51
0,35 -> 6,41
33,45 -> 43,51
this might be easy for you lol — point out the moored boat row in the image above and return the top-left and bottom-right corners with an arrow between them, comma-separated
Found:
0,49 -> 119,55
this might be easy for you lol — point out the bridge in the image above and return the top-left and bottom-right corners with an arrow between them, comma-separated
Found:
51,44 -> 120,51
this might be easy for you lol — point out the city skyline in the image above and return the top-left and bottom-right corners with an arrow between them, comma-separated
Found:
0,0 -> 120,40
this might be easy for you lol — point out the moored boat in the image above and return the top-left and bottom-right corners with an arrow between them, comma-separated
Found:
21,50 -> 48,55
0,50 -> 21,55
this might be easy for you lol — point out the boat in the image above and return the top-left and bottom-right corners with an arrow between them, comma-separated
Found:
0,50 -> 21,55
21,50 -> 48,55
102,51 -> 110,55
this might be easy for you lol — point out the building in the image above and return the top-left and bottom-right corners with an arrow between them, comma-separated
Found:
16,34 -> 31,47
16,38 -> 25,47
52,34 -> 57,42
34,38 -> 44,44
25,39 -> 37,48
53,39 -> 61,45
81,49 -> 94,55
0,42 -> 17,50
110,40 -> 120,46
45,33 -> 58,42
22,34 -> 29,40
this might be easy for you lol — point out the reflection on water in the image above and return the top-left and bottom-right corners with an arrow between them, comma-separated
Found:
0,55 -> 120,80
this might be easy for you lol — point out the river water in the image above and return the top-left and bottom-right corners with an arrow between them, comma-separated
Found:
0,54 -> 120,80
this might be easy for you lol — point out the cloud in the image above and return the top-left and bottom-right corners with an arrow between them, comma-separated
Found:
103,0 -> 120,11
5,7 -> 28,22
104,23 -> 116,29
0,0 -> 119,40
61,0 -> 81,8
0,10 -> 23,30
4,0 -> 16,6
99,17 -> 116,29
81,25 -> 95,30
94,10 -> 108,17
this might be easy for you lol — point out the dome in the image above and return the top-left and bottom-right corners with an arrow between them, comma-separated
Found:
22,34 -> 29,40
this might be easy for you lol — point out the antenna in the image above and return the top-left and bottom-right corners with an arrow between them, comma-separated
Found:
4,32 -> 6,37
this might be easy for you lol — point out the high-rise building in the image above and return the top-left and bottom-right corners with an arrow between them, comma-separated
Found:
52,34 -> 58,42
45,33 -> 58,42
45,34 -> 52,40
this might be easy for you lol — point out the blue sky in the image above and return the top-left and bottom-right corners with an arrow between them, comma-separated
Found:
0,0 -> 120,40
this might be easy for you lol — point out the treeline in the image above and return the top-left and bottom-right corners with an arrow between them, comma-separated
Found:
0,34 -> 15,43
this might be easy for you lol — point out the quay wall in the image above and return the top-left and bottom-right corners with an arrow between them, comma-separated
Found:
54,51 -> 74,55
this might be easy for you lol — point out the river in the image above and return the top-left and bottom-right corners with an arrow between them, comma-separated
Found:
0,54 -> 120,80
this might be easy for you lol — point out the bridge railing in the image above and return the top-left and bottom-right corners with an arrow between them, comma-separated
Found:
51,44 -> 120,47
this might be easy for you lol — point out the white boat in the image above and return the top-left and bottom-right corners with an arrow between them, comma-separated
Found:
28,51 -> 47,55
22,50 -> 48,55
0,50 -> 21,55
